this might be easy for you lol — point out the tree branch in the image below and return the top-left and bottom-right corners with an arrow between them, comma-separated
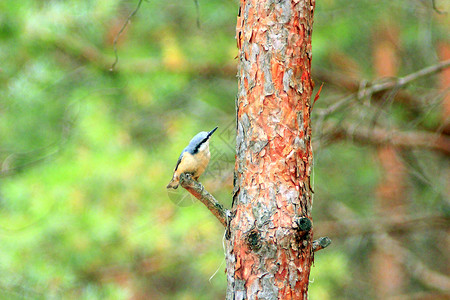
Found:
368,59 -> 450,93
315,213 -> 449,238
313,68 -> 424,111
377,233 -> 450,292
324,122 -> 450,156
179,173 -> 229,227
315,60 -> 450,117
431,0 -> 447,14
110,0 -> 144,71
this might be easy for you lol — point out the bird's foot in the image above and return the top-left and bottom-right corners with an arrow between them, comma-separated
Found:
181,172 -> 194,181
184,172 -> 199,182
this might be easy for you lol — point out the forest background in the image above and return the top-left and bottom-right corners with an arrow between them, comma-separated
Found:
0,0 -> 449,299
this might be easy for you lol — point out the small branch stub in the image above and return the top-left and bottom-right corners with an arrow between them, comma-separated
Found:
312,237 -> 332,252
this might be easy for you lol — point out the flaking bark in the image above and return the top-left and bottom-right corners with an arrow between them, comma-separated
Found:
226,1 -> 316,299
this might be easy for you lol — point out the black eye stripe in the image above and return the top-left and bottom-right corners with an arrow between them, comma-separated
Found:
193,138 -> 209,154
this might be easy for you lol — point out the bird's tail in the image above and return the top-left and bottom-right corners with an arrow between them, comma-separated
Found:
166,179 -> 179,189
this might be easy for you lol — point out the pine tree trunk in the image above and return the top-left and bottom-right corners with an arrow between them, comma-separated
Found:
226,1 -> 316,299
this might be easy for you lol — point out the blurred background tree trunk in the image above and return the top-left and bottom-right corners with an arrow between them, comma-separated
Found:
226,0 -> 316,298
438,42 -> 450,135
371,22 -> 406,299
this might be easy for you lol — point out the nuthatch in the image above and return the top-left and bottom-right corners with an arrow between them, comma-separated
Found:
166,127 -> 218,189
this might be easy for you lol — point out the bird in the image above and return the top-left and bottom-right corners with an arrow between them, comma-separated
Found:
166,127 -> 218,189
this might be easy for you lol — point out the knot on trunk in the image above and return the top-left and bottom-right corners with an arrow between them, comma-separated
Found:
246,230 -> 262,252
295,217 -> 312,233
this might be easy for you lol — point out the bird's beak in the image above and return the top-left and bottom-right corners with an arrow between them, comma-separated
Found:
208,126 -> 218,138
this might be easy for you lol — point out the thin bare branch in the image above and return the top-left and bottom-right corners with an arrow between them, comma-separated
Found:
313,68 -> 423,111
324,122 -> 450,156
315,213 -> 449,238
110,0 -> 144,71
193,0 -> 201,28
369,59 -> 450,93
432,0 -> 447,14
377,233 -> 450,292
179,173 -> 229,227
315,60 -> 450,117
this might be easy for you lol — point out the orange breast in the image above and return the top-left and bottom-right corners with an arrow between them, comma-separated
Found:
174,144 -> 211,179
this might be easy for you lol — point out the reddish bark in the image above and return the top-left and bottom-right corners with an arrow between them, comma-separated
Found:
226,0 -> 316,299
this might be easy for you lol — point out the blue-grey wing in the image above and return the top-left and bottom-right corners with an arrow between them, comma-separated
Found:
174,149 -> 187,171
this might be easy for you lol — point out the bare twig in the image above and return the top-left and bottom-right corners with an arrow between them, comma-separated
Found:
324,122 -> 450,156
432,0 -> 447,14
315,60 -> 450,117
110,0 -> 144,71
315,213 -> 449,238
313,68 -> 424,111
377,233 -> 450,292
368,59 -> 450,93
312,237 -> 331,252
322,202 -> 450,293
193,0 -> 201,28
179,173 -> 229,227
